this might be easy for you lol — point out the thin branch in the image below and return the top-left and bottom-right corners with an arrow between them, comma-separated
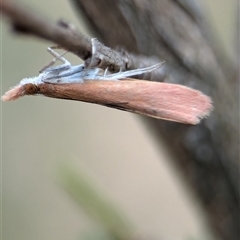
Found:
0,0 -> 92,59
0,0 -> 165,77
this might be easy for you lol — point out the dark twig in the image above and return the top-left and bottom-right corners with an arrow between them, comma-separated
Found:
0,0 -> 92,60
0,0 -> 165,77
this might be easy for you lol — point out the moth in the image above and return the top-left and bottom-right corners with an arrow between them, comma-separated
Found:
2,46 -> 212,124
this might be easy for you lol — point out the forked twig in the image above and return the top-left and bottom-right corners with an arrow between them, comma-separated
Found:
0,0 -> 164,76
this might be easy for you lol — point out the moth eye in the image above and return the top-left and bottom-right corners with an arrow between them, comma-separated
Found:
25,84 -> 38,95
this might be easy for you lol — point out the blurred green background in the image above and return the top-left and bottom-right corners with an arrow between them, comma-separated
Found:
1,1 -> 237,239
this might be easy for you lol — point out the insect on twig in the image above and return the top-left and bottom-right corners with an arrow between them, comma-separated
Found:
2,40 -> 213,125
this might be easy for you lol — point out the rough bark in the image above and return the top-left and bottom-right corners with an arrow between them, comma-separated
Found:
70,1 -> 239,240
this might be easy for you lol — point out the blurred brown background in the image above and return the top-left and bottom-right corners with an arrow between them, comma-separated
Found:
1,0 -> 237,239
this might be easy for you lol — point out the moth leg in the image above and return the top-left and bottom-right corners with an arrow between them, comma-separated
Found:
119,63 -> 163,78
47,46 -> 69,64
39,46 -> 70,73
100,62 -> 164,80
103,67 -> 109,77
101,67 -> 124,79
